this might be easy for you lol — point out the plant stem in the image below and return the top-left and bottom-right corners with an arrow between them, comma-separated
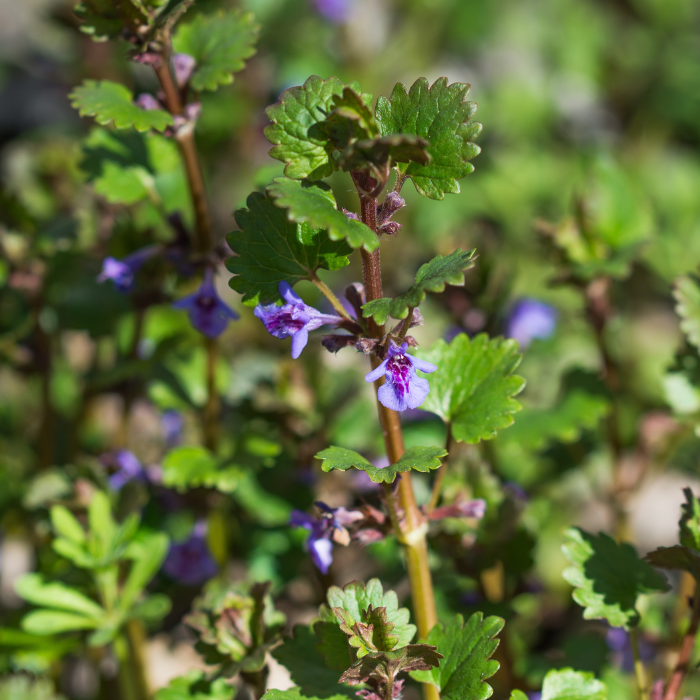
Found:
630,627 -> 649,700
663,583 -> 700,700
396,306 -> 414,341
359,193 -> 439,700
309,271 -> 355,321
125,619 -> 151,700
427,425 -> 452,513
204,336 -> 219,451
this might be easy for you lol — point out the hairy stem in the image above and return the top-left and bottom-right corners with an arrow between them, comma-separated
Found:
663,584 -> 700,700
630,627 -> 649,700
427,425 -> 452,513
359,194 -> 439,700
204,336 -> 219,451
309,271 -> 354,321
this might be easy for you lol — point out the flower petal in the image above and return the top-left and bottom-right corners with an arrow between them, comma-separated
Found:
365,358 -> 389,383
407,355 -> 437,374
279,281 -> 303,305
290,510 -> 317,530
309,536 -> 333,574
291,326 -> 309,359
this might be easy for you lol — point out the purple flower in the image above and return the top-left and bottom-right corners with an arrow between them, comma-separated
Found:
134,93 -> 162,111
506,299 -> 557,349
290,501 -> 362,574
312,0 -> 352,23
365,341 -> 437,412
254,282 -> 342,359
98,245 -> 159,293
172,53 -> 196,88
105,450 -> 147,490
163,522 -> 218,585
161,410 -> 183,448
173,268 -> 239,338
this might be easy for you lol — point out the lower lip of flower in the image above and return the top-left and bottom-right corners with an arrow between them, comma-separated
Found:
387,353 -> 412,397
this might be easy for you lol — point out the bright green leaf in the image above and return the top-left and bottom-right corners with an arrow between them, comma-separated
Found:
155,671 -> 235,700
267,177 -> 378,252
510,692 -> 529,700
562,528 -> 670,629
52,538 -> 95,569
50,506 -> 86,544
15,575 -> 104,619
227,191 -> 351,306
375,77 -> 482,199
410,613 -> 503,700
21,611 -> 100,636
265,75 -> 356,180
316,445 -> 446,484
162,446 -> 243,494
675,276 -> 700,351
418,334 -> 525,443
120,532 -> 170,611
541,668 -> 607,700
172,10 -> 259,92
70,81 -> 173,132
362,249 -> 476,323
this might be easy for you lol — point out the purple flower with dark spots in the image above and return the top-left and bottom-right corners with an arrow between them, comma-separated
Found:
98,245 -> 159,292
506,298 -> 557,349
290,501 -> 362,574
135,93 -> 162,111
163,522 -> 218,585
104,450 -> 146,490
172,53 -> 196,88
255,282 -> 343,359
161,410 -> 183,448
365,340 -> 437,412
312,0 -> 352,23
173,268 -> 239,338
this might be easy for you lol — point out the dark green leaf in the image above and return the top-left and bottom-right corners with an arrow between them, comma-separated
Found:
680,487 -> 700,550
418,333 -> 525,443
562,528 -> 670,629
316,445 -> 446,484
70,81 -> 173,132
267,177 -> 378,252
541,668 -> 607,700
265,75 -> 356,180
337,134 -> 430,175
645,545 -> 700,577
162,446 -> 243,494
410,613 -> 503,700
375,77 -> 482,199
227,191 -> 351,306
313,621 -> 352,671
172,10 -> 259,92
74,0 -> 150,41
362,249 -> 476,323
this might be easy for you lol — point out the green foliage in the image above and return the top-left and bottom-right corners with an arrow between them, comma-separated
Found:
0,676 -> 64,700
154,671 -> 235,700
680,487 -> 700,549
172,10 -> 259,92
410,613 -> 503,700
362,249 -> 476,323
265,75 -> 361,180
15,575 -> 104,620
70,81 -> 173,132
418,334 -> 525,443
74,0 -> 150,41
319,579 -> 416,649
162,445 -> 242,493
375,77 -> 482,199
339,644 -> 443,687
227,191 -> 351,305
267,177 -> 378,252
562,528 -> 670,629
540,668 -> 607,700
675,276 -> 700,350
333,605 -> 400,658
316,445 -> 447,484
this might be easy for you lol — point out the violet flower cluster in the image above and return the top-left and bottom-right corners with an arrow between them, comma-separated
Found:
506,298 -> 557,349
163,521 -> 219,585
98,245 -> 159,293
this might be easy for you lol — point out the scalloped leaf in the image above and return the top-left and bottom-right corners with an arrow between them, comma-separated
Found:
267,177 -> 378,252
227,191 -> 351,306
418,334 -> 525,444
541,668 -> 607,700
674,276 -> 700,351
70,81 -> 173,132
162,446 -> 243,494
645,545 -> 700,578
410,612 -> 503,700
562,528 -> 670,629
375,77 -> 482,199
362,249 -> 476,324
172,10 -> 259,92
265,75 -> 361,180
316,446 -> 446,485
319,579 -> 416,649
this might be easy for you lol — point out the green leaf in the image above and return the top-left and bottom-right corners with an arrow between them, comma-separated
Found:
50,506 -> 86,544
74,0 -> 150,41
88,490 -> 117,554
70,81 -> 173,132
267,177 -> 378,252
319,579 -> 416,649
680,487 -> 700,550
120,532 -> 170,611
15,575 -> 104,619
172,10 -> 259,92
334,605 -> 400,658
340,644 -> 443,686
227,191 -> 351,306
316,445 -> 447,484
362,249 -> 476,323
510,692 -> 529,700
418,333 -> 525,443
21,611 -> 100,635
265,75 -> 356,180
500,390 -> 609,450
562,528 -> 670,629
52,538 -> 95,569
409,613 -> 503,700
313,621 -> 352,671
337,134 -> 430,176
130,593 -> 172,623
541,668 -> 607,700
162,446 -> 243,494
375,77 -> 482,199
272,625 -> 355,698
324,87 -> 379,149
154,671 -> 235,700
645,545 -> 700,577
675,276 -> 700,350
